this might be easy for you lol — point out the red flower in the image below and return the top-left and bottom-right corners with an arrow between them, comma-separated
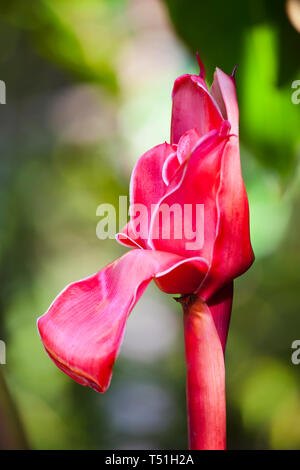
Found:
37,55 -> 254,449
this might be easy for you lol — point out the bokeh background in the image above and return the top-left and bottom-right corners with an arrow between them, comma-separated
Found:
0,0 -> 299,450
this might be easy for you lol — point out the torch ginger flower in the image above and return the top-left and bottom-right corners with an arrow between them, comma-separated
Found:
37,55 -> 254,450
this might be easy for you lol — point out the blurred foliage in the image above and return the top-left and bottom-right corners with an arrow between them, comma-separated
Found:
0,0 -> 128,92
164,0 -> 300,84
0,0 -> 299,451
241,25 -> 300,177
164,0 -> 300,179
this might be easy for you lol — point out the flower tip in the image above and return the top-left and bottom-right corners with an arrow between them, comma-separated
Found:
196,51 -> 205,79
231,64 -> 238,79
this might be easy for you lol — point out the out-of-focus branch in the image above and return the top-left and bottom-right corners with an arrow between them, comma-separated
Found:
0,369 -> 28,449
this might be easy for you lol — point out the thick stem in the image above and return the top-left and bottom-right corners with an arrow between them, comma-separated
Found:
181,295 -> 226,450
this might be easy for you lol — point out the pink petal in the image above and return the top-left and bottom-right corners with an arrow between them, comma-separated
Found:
130,142 -> 176,244
116,221 -> 144,249
198,137 -> 254,300
162,151 -> 179,186
161,129 -> 201,186
155,256 -> 208,294
37,249 -> 203,393
149,130 -> 230,261
210,68 -> 239,136
171,74 -> 224,144
177,128 -> 201,164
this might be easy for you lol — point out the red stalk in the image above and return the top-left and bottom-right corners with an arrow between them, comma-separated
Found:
181,295 -> 226,450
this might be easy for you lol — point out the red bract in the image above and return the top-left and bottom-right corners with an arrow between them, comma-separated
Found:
37,56 -> 254,450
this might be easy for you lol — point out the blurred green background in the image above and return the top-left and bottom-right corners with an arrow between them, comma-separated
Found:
0,0 -> 299,450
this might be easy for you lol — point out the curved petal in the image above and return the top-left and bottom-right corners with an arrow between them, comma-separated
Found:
210,68 -> 239,135
129,142 -> 176,244
115,221 -> 144,249
37,249 -> 201,393
155,256 -> 208,294
198,137 -> 254,300
162,128 -> 202,189
171,74 -> 224,144
162,151 -> 179,186
177,128 -> 201,164
149,130 -> 230,260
